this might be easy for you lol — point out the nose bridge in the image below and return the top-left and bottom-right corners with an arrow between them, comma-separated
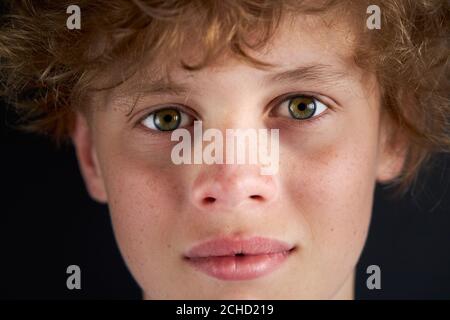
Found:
187,66 -> 278,211
190,163 -> 278,212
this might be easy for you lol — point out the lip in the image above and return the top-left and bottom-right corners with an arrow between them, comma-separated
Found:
184,236 -> 295,280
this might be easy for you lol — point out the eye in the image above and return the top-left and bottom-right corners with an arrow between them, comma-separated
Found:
273,95 -> 328,120
141,107 -> 194,131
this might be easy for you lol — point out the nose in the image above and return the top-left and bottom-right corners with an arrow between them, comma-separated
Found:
190,164 -> 278,211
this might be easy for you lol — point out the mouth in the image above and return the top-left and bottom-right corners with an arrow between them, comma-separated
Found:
183,236 -> 296,281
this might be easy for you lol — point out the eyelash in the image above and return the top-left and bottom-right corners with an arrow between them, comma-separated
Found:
137,93 -> 331,132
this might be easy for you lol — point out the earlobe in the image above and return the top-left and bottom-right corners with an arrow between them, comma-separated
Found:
376,145 -> 407,183
71,112 -> 108,203
376,115 -> 408,184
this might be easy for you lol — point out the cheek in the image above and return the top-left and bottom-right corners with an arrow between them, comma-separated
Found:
98,148 -> 185,269
281,112 -> 379,264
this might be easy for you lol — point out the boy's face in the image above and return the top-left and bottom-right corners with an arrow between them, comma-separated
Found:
72,14 -> 405,299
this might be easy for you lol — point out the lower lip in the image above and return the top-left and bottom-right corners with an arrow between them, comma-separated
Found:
185,250 -> 292,281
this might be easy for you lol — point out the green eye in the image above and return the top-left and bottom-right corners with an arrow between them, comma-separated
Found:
288,96 -> 316,120
141,107 -> 194,132
273,94 -> 328,122
153,109 -> 181,131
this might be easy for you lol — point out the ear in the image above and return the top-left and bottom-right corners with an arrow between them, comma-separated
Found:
71,112 -> 108,203
376,111 -> 408,184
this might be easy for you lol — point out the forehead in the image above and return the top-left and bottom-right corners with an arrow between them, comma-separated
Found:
100,12 -> 360,104
247,13 -> 356,69
166,15 -> 351,77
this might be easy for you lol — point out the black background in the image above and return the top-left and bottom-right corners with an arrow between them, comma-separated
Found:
1,102 -> 450,300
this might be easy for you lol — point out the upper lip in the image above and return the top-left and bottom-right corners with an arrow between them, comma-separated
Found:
184,236 -> 295,258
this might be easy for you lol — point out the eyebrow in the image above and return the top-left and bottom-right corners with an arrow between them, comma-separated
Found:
121,63 -> 349,103
118,77 -> 193,118
131,79 -> 191,96
265,64 -> 349,86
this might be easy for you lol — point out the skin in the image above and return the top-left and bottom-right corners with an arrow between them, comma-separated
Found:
71,14 -> 407,299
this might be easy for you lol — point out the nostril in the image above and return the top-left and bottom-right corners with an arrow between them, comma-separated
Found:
203,197 -> 216,204
249,195 -> 263,201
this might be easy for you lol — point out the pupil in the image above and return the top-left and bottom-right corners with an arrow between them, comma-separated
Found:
298,103 -> 306,111
163,114 -> 172,123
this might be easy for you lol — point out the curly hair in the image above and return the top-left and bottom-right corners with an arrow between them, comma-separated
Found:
0,0 -> 449,199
